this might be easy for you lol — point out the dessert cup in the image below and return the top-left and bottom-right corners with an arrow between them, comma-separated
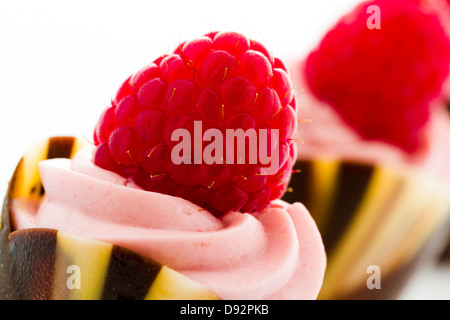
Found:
283,158 -> 450,299
1,136 -> 326,300
281,64 -> 450,300
280,0 -> 450,298
283,58 -> 450,299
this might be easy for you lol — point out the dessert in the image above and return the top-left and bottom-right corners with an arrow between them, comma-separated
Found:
438,73 -> 450,265
282,0 -> 450,299
0,31 -> 326,300
426,0 -> 450,266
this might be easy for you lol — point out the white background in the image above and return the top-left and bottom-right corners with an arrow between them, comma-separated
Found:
0,0 -> 449,299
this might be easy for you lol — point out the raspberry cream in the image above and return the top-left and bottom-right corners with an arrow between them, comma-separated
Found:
11,145 -> 326,300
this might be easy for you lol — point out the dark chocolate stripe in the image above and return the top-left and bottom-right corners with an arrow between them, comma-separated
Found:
281,160 -> 313,208
46,136 -> 76,160
322,162 -> 374,254
2,158 -> 22,232
7,229 -> 57,300
0,196 -> 15,299
101,245 -> 161,300
440,238 -> 450,263
1,159 -> 27,299
38,137 -> 76,196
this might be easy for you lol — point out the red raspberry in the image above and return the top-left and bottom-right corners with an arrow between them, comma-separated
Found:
93,31 -> 297,216
304,0 -> 450,152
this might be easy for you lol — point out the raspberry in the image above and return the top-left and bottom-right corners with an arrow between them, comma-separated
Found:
93,31 -> 297,216
304,0 -> 450,152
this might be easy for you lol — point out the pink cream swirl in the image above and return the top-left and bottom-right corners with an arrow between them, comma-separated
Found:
292,60 -> 450,186
12,145 -> 326,300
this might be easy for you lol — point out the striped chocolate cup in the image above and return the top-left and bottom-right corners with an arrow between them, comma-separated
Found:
282,159 -> 450,300
0,136 -> 219,300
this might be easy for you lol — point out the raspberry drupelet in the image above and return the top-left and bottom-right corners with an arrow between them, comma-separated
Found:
93,31 -> 297,216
